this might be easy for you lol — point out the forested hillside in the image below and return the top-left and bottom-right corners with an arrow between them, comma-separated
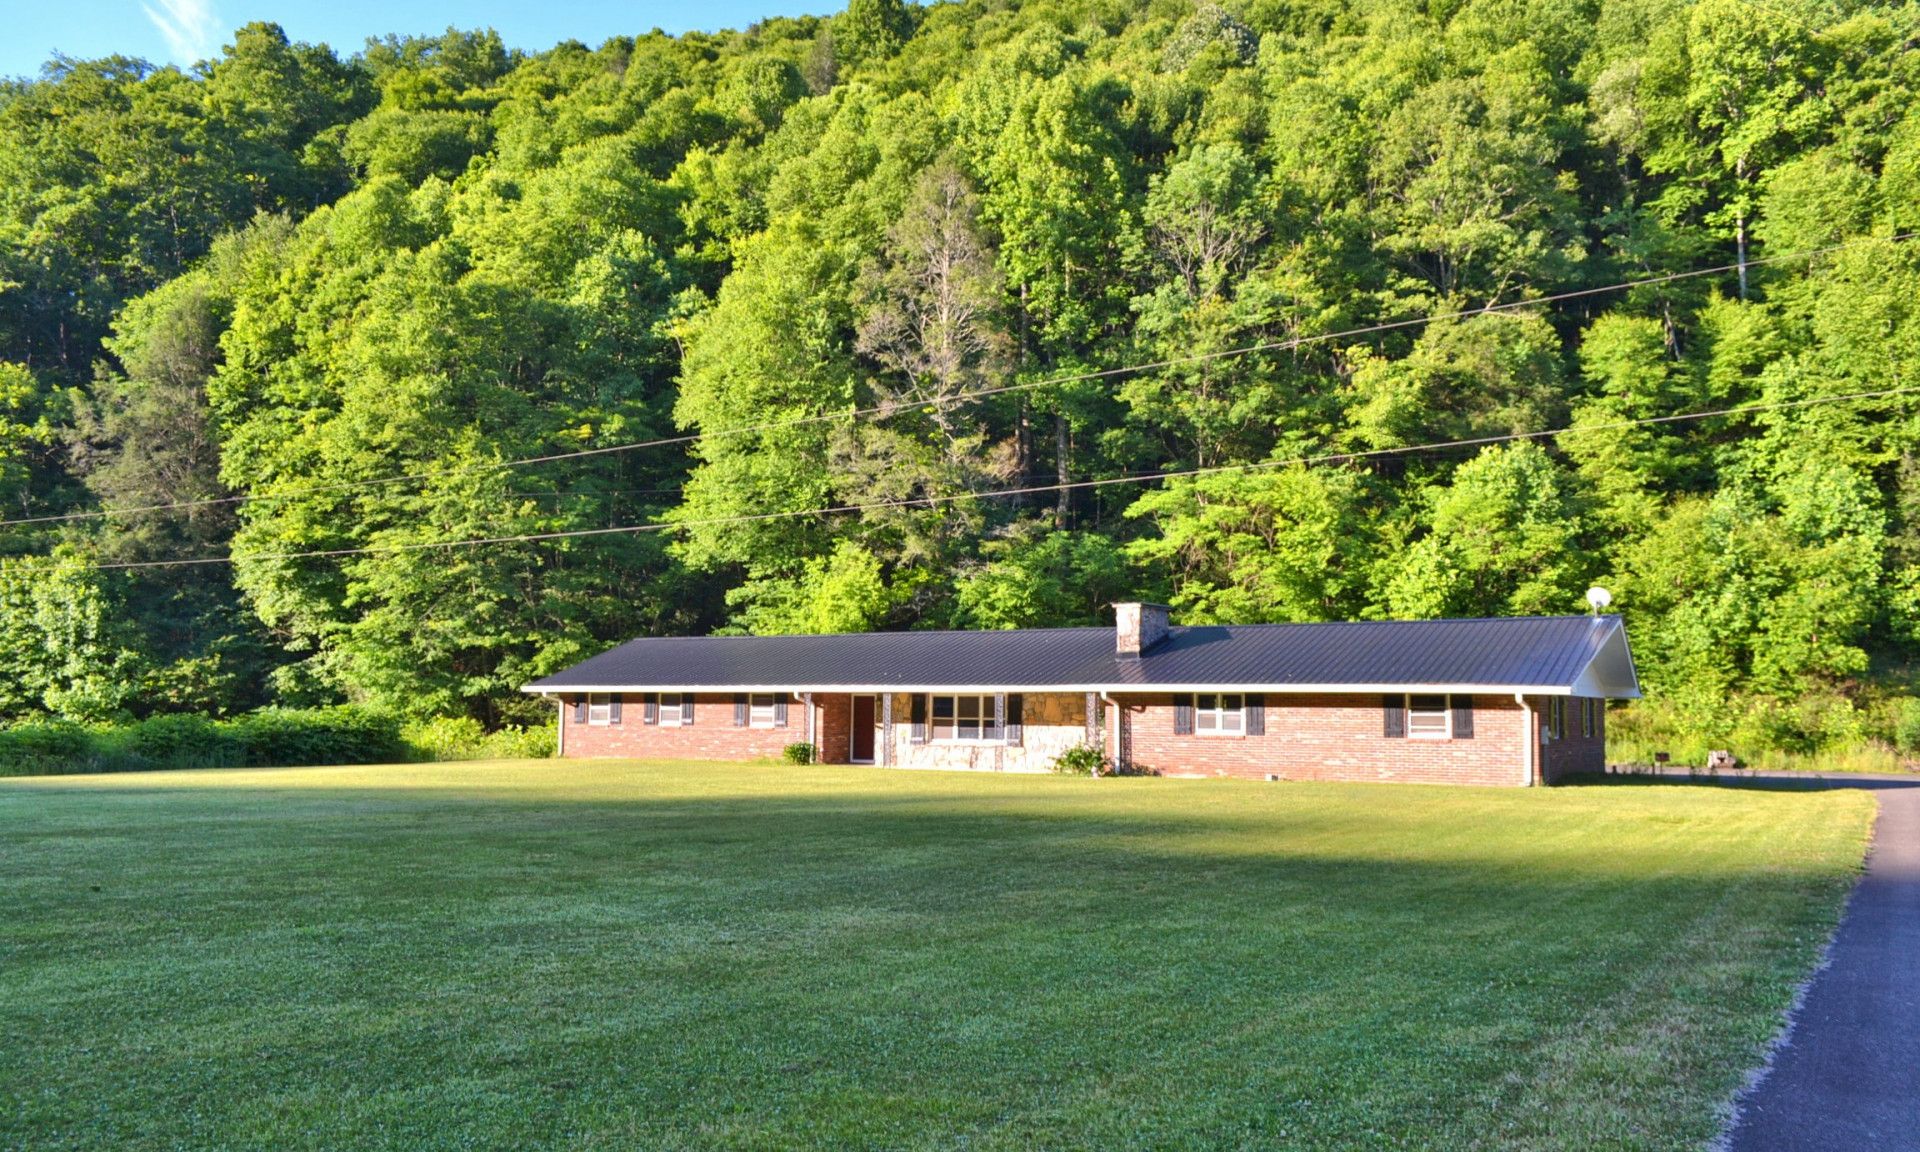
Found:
2,0 -> 1918,759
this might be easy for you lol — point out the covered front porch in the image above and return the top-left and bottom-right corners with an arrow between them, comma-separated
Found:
804,691 -> 1099,772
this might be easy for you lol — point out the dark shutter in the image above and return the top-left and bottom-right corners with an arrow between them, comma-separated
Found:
1383,695 -> 1405,738
573,699 -> 586,724
1245,693 -> 1265,736
1452,696 -> 1474,739
733,694 -> 747,727
774,697 -> 789,728
1174,696 -> 1194,736
910,694 -> 928,744
1006,694 -> 1024,746
639,693 -> 654,725
681,696 -> 695,725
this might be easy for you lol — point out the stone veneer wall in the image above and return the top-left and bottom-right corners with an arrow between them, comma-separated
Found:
882,691 -> 1095,773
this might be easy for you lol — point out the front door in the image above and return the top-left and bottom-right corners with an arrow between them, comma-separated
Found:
851,695 -> 877,763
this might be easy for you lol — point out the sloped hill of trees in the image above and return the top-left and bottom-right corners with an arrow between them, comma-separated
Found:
2,0 -> 1918,760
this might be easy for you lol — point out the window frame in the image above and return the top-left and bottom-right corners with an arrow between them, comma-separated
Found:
659,692 -> 684,727
930,694 -> 1001,743
587,692 -> 614,727
1192,693 -> 1245,736
1406,694 -> 1452,740
748,693 -> 780,729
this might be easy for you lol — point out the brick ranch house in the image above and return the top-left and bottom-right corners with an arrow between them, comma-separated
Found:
524,604 -> 1640,786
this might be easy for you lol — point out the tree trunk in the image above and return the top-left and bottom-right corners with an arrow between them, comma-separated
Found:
1017,398 -> 1031,489
1736,210 -> 1749,301
1735,156 -> 1750,302
1054,414 -> 1070,528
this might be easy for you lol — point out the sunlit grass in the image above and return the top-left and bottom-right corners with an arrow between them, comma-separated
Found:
0,760 -> 1874,1150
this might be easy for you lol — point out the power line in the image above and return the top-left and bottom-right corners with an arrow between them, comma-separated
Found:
4,230 -> 1910,531
9,383 -> 1915,576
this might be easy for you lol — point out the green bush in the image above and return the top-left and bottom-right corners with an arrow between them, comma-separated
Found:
0,721 -> 97,776
782,742 -> 815,764
1050,742 -> 1109,777
1609,695 -> 1911,773
404,716 -> 555,761
479,722 -> 555,760
225,706 -> 405,768
402,715 -> 489,761
126,713 -> 237,770
0,706 -> 554,777
1892,698 -> 1920,754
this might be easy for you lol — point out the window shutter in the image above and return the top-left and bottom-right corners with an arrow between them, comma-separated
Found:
1383,695 -> 1405,738
910,694 -> 927,744
639,693 -> 654,725
774,697 -> 789,728
681,696 -> 695,725
1245,693 -> 1265,736
1174,696 -> 1194,736
1006,694 -> 1024,746
572,699 -> 586,724
1452,696 -> 1473,739
733,694 -> 747,727
609,696 -> 623,725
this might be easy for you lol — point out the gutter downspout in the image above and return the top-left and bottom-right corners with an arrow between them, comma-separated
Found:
1515,692 -> 1534,787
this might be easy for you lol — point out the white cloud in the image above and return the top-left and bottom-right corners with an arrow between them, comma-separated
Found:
140,0 -> 223,65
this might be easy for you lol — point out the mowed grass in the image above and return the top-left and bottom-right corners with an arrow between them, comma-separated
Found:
0,761 -> 1874,1151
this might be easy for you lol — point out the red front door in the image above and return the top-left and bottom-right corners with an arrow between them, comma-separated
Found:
851,695 -> 877,762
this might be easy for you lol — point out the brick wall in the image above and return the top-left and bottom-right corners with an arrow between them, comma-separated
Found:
1539,695 -> 1606,782
814,693 -> 853,764
556,688 -> 1608,784
558,693 -> 802,760
1118,693 -> 1533,787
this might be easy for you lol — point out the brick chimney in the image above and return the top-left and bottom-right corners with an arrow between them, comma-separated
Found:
1114,602 -> 1171,659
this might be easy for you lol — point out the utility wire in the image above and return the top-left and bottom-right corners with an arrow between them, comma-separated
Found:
9,382 -> 1915,576
4,230 -> 1910,530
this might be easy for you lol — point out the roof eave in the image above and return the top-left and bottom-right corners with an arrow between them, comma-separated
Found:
522,681 -> 1607,696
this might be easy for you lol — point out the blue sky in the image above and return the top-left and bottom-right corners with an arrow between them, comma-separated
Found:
3,1 -> 843,79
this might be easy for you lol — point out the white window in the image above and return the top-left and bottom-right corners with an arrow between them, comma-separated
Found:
1194,693 -> 1244,735
659,692 -> 684,726
587,693 -> 614,726
749,693 -> 780,728
932,695 -> 1000,742
1407,694 -> 1450,739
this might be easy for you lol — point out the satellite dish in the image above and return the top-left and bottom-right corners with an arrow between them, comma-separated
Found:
1586,586 -> 1614,614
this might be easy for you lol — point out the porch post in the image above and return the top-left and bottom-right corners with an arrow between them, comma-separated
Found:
802,691 -> 815,758
994,692 -> 1006,772
880,693 -> 894,766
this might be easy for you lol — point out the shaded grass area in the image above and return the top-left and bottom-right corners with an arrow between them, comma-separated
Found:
0,761 -> 1875,1150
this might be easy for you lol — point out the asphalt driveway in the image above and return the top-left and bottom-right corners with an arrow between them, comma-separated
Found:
1720,772 -> 1920,1151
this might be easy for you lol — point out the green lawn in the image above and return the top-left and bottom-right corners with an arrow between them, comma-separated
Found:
0,761 -> 1874,1150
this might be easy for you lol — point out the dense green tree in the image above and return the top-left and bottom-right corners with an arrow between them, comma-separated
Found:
1126,465 -> 1376,624
951,524 -> 1131,629
0,0 -> 1918,755
1384,442 -> 1595,619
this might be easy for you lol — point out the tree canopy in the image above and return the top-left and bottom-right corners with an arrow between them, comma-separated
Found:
2,1 -> 1919,757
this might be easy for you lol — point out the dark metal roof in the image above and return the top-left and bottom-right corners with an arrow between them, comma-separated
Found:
526,614 -> 1638,696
